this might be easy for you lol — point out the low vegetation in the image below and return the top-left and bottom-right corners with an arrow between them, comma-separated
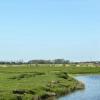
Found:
0,64 -> 100,100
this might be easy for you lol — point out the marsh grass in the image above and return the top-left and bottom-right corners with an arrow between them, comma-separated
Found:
0,64 -> 98,100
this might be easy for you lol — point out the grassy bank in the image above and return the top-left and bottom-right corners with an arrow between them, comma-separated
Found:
0,64 -> 100,100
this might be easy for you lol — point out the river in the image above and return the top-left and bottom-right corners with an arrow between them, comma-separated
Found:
58,75 -> 100,100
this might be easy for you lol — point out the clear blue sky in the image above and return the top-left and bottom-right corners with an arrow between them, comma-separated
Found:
0,0 -> 100,61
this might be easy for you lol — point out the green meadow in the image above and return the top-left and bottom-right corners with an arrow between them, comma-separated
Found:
0,64 -> 100,100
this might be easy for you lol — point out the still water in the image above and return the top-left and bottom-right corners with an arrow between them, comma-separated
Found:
58,75 -> 100,100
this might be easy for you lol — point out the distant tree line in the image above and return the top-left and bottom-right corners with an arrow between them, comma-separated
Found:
0,59 -> 100,65
28,59 -> 70,64
0,59 -> 70,64
0,61 -> 24,65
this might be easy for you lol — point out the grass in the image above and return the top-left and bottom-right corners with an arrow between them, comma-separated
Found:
0,64 -> 99,100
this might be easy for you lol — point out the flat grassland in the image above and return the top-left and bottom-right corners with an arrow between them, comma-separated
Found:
0,64 -> 100,100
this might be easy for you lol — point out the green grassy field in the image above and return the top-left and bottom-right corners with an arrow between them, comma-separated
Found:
0,64 -> 100,100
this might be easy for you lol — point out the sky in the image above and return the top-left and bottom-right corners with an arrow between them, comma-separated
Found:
0,0 -> 100,61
